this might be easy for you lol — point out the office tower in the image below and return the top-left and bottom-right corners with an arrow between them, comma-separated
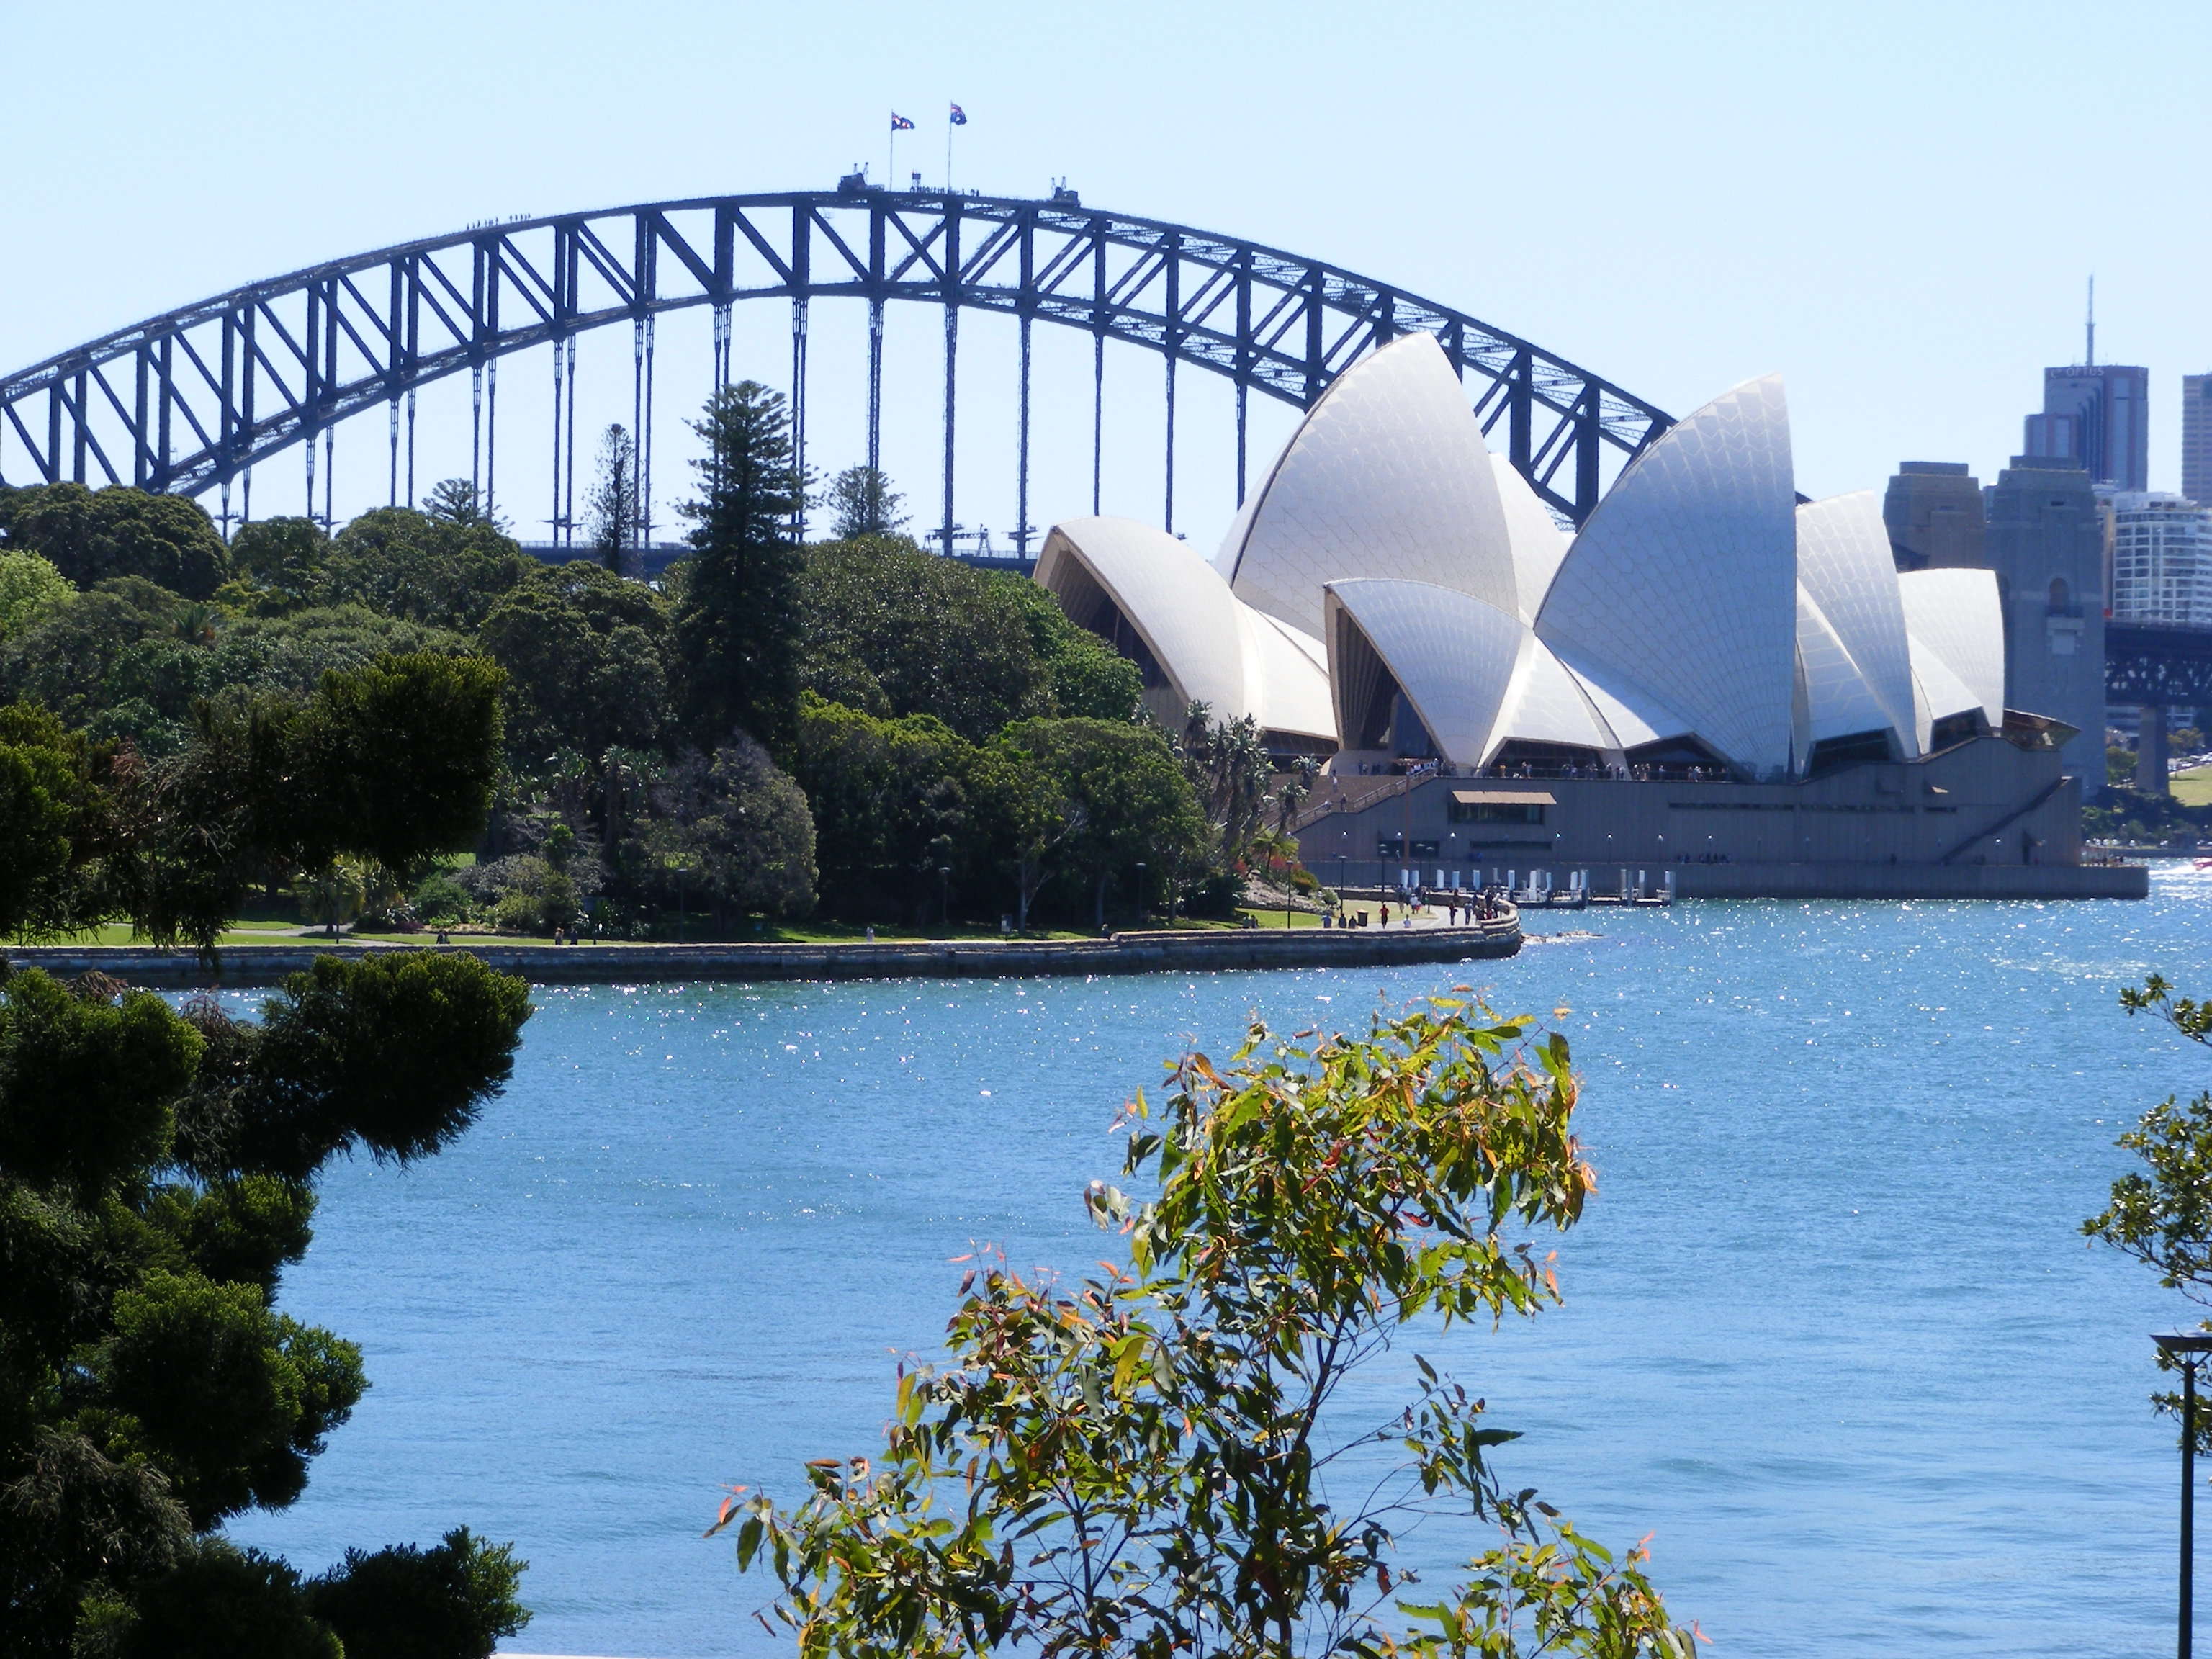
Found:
2110,491 -> 2212,624
1983,454 -> 2105,783
2024,364 -> 2150,490
1882,462 -> 1985,570
2184,374 -> 2212,505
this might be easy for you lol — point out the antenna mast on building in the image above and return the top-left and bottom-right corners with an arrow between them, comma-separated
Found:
2086,274 -> 2096,367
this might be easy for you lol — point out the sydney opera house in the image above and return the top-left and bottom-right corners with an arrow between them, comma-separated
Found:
1035,334 -> 2141,898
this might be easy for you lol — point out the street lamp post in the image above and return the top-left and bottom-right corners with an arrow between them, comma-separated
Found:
937,865 -> 950,935
1134,862 -> 1147,928
2156,1329 -> 2212,1659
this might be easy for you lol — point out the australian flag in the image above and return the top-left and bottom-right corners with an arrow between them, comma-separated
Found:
949,103 -> 968,125
890,112 -> 914,131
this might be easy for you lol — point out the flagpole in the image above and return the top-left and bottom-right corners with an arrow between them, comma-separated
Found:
946,117 -> 953,192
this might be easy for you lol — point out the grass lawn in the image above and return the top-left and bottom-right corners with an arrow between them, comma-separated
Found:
1230,906 -> 1328,929
19,922 -> 313,948
2172,765 -> 2212,807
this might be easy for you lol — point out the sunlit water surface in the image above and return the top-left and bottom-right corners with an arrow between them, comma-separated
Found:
220,870 -> 2212,1656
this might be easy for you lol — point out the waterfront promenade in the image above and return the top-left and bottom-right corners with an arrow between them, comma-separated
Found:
6,909 -> 1521,987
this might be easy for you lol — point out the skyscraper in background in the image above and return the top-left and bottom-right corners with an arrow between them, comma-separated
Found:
2025,364 -> 2149,490
2183,374 -> 2212,505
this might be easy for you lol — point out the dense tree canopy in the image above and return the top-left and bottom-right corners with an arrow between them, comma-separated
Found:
632,734 -> 817,923
999,716 -> 1209,927
798,537 -> 1051,742
479,561 -> 670,767
0,549 -> 71,642
0,386 -> 1258,939
316,505 -> 531,631
1,483 -> 229,601
0,953 -> 534,1657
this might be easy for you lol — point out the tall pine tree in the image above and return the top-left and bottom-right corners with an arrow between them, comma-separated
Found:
673,382 -> 805,755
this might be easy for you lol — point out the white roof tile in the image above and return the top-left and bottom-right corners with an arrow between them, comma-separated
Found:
1795,492 -> 1920,757
1897,567 -> 2005,728
1221,333 -> 1516,636
1536,374 -> 1799,775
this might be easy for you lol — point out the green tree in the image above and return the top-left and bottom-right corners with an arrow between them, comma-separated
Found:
1000,717 -> 1208,930
2086,974 -> 2212,1445
289,652 -> 508,878
821,465 -> 909,540
3,651 -> 505,951
0,702 -> 109,940
1179,703 -> 1274,871
988,575 -> 1145,722
222,517 -> 331,613
585,424 -> 642,574
968,736 -> 1072,932
317,507 -> 530,632
673,382 -> 806,754
0,576 -> 181,734
719,999 -> 1692,1659
4,483 -> 229,601
478,561 -> 670,768
791,693 -> 986,925
799,537 -> 1049,742
423,477 -> 499,529
635,734 -> 817,925
0,549 -> 72,642
0,953 -> 534,1657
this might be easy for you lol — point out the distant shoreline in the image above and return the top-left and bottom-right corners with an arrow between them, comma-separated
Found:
7,915 -> 1524,988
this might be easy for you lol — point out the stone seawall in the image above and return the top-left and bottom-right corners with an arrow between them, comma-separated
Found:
6,915 -> 1523,989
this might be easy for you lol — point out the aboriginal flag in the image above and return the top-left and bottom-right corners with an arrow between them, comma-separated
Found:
949,103 -> 968,125
890,112 -> 915,131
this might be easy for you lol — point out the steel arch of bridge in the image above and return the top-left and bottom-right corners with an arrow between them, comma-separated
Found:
0,184 -> 1673,541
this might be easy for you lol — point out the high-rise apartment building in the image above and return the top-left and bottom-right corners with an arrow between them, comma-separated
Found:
2025,364 -> 2150,490
2110,491 -> 2212,625
1881,461 -> 1985,569
2183,374 -> 2212,506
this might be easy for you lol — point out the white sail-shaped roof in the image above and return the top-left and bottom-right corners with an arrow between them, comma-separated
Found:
1796,587 -> 1899,751
1037,517 -> 1334,746
1236,606 -> 1337,746
1535,374 -> 1799,775
1220,333 -> 1516,637
1907,642 -> 1986,750
1898,567 -> 2005,729
1549,642 -> 1699,752
1323,580 -> 1522,767
1038,518 -> 1247,716
1794,492 -> 1920,759
1491,453 -> 1570,625
1493,631 -> 1622,757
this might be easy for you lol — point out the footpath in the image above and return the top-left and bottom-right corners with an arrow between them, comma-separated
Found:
8,910 -> 1521,988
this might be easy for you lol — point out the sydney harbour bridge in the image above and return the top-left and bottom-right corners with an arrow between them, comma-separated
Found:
4,176 -> 2211,714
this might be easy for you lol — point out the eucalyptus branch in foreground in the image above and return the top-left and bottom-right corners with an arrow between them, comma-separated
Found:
713,998 -> 1696,1658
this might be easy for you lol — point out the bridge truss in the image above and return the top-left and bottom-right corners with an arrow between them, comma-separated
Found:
0,184 -> 1671,552
2106,621 -> 2212,706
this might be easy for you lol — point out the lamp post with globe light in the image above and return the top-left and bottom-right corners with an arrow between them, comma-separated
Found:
2156,1328 -> 2212,1659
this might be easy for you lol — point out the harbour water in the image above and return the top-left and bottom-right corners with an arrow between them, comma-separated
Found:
222,870 -> 2212,1657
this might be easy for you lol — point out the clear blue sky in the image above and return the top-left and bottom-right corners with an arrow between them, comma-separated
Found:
4,0 -> 2208,540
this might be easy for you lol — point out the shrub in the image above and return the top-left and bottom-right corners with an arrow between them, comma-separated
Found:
410,873 -> 472,925
305,1527 -> 529,1659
